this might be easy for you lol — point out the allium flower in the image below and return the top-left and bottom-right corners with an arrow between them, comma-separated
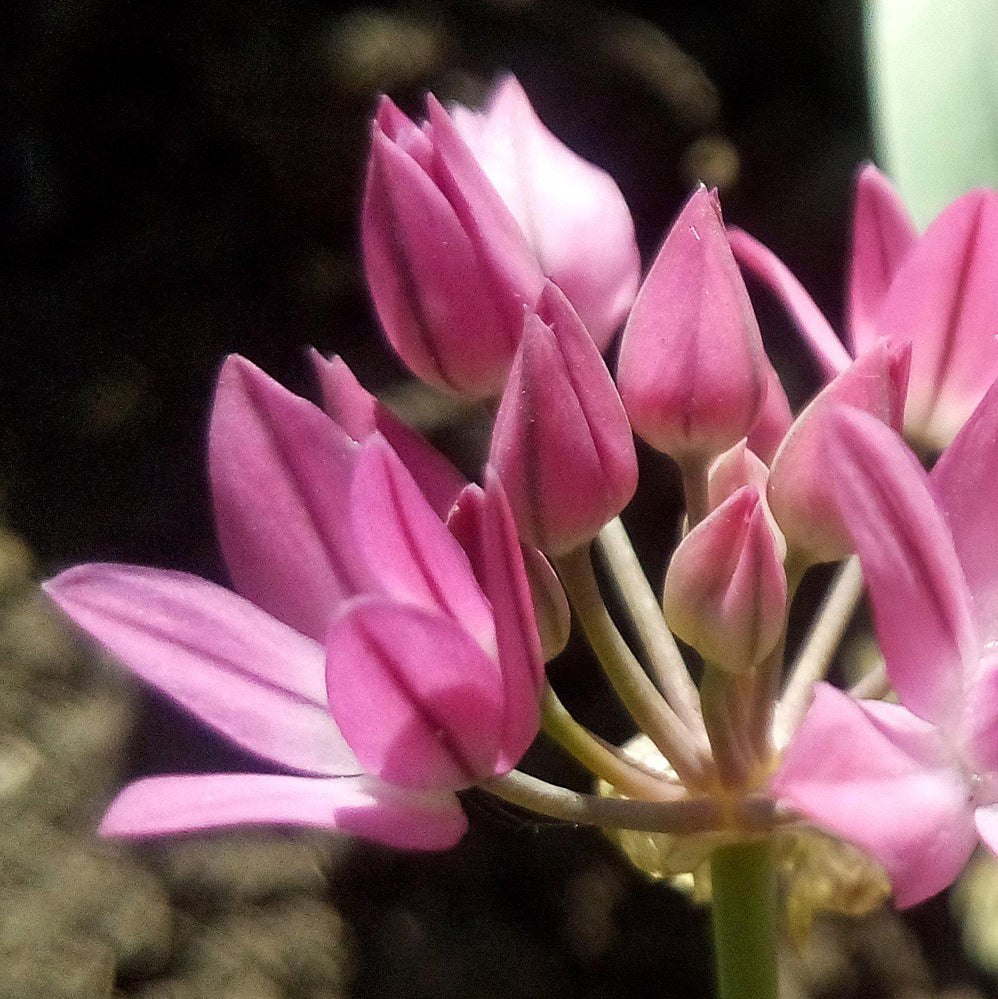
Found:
730,166 -> 998,450
451,75 -> 641,349
773,385 -> 998,906
45,356 -> 544,848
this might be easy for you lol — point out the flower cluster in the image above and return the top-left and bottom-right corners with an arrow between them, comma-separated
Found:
46,75 -> 998,915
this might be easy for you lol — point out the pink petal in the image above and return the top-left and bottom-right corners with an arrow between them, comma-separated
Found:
362,114 -> 517,397
350,435 -> 495,654
708,439 -> 770,510
100,774 -> 467,851
209,355 -> 365,644
451,75 -> 640,349
876,189 -> 998,447
747,367 -> 794,465
309,350 -> 466,519
43,565 -> 358,776
772,683 -> 977,908
847,165 -> 918,355
768,341 -> 910,564
826,406 -> 979,724
490,282 -> 638,556
974,805 -> 998,857
930,377 -> 998,643
728,226 -> 852,380
520,544 -> 571,662
446,471 -> 544,769
959,657 -> 998,776
618,189 -> 770,459
325,598 -> 503,791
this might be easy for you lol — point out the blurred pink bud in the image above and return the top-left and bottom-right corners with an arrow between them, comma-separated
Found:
490,282 -> 638,556
767,341 -> 910,565
362,95 -> 545,398
663,486 -> 787,672
451,75 -> 640,349
618,186 -> 770,460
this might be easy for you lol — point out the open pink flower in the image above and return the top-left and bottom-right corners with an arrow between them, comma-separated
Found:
773,385 -> 998,906
45,356 -> 544,849
730,167 -> 998,449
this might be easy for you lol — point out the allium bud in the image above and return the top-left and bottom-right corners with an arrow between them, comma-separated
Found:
451,75 -> 640,349
767,341 -> 910,566
663,486 -> 787,672
617,186 -> 769,461
490,282 -> 638,556
362,95 -> 545,398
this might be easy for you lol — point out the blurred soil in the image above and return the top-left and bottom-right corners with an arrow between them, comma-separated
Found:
4,2 -> 998,997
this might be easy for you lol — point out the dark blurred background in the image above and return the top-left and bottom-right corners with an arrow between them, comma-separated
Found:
10,4 -> 982,998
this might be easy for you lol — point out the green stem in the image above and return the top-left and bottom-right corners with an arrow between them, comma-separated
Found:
710,840 -> 779,999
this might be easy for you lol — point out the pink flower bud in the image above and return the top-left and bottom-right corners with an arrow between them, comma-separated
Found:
617,186 -> 769,460
767,341 -> 910,565
451,75 -> 640,349
663,486 -> 787,672
490,282 -> 638,556
362,95 -> 545,398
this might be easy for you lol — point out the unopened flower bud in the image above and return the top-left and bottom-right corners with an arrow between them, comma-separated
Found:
490,282 -> 638,556
663,486 -> 787,672
618,186 -> 769,461
451,75 -> 640,349
362,95 -> 544,398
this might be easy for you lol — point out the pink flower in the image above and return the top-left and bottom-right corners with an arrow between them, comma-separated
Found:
730,166 -> 998,449
450,75 -> 641,350
362,95 -> 545,398
772,385 -> 998,906
489,281 -> 638,556
45,356 -> 543,849
617,186 -> 775,462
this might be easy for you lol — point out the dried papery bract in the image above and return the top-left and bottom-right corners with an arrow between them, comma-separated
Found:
617,186 -> 769,463
490,282 -> 638,556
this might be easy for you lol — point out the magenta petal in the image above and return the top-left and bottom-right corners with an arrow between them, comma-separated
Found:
309,350 -> 466,519
847,165 -> 918,355
362,118 -> 516,397
326,598 -> 503,790
209,355 -> 365,643
772,684 -> 977,908
728,226 -> 852,380
490,283 -> 638,555
350,435 -> 495,653
931,378 -> 998,644
100,774 -> 467,851
446,472 -> 544,770
768,341 -> 910,564
43,564 -> 359,776
618,190 -> 770,459
826,406 -> 979,724
877,189 -> 998,447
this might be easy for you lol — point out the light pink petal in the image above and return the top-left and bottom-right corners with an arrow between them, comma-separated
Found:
309,350 -> 466,518
877,189 -> 998,448
446,472 -> 544,770
43,565 -> 358,776
747,367 -> 794,465
847,165 -> 918,355
100,774 -> 467,851
708,440 -> 770,510
452,75 -> 640,349
728,226 -> 852,379
520,544 -> 571,662
209,355 -> 365,644
959,657 -> 998,776
975,806 -> 998,857
826,406 -> 979,724
326,598 -> 503,791
350,435 -> 495,654
362,113 -> 516,397
490,283 -> 638,556
768,341 -> 910,564
618,189 -> 770,459
772,683 -> 977,908
931,377 -> 998,643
